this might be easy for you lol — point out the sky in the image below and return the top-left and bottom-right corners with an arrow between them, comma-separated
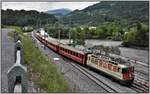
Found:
2,2 -> 99,12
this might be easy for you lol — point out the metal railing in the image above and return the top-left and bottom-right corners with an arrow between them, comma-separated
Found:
7,32 -> 28,93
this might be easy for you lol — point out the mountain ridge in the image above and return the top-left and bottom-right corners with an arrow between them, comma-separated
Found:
61,1 -> 149,26
46,8 -> 72,18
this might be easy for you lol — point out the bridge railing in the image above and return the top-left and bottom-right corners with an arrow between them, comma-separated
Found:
7,33 -> 28,93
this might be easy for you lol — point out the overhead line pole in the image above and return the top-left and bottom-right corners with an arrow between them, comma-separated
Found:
69,16 -> 71,45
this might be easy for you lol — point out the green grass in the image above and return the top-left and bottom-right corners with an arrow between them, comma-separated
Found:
7,26 -> 71,92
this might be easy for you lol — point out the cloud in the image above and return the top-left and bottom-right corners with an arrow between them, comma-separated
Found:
2,2 -> 52,12
2,2 -> 99,12
50,2 -> 99,10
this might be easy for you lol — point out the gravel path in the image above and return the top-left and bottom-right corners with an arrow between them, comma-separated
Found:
1,28 -> 15,93
1,29 -> 38,93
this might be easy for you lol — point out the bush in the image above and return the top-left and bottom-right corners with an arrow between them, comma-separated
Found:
8,26 -> 71,92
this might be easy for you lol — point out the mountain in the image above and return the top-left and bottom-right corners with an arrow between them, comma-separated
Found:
46,8 -> 72,18
2,9 -> 57,26
61,1 -> 149,26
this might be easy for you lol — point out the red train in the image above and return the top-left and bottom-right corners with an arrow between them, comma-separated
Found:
35,32 -> 88,65
35,31 -> 134,85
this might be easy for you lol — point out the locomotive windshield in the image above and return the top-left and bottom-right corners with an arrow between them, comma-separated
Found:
122,66 -> 134,73
122,68 -> 128,73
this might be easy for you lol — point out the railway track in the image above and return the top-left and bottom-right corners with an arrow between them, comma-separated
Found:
32,32 -> 149,93
70,62 -> 119,93
135,70 -> 148,77
70,62 -> 149,93
131,80 -> 149,93
130,61 -> 149,92
131,70 -> 149,93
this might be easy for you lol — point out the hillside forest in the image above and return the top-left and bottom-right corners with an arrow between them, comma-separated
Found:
1,1 -> 149,47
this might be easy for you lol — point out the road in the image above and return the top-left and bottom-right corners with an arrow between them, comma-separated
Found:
1,28 -> 15,93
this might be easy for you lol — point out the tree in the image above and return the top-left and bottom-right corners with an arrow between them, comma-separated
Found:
2,9 -> 57,27
122,22 -> 149,47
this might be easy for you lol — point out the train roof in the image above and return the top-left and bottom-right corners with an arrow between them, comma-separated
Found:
89,54 -> 133,68
46,37 -> 60,46
37,33 -> 87,55
59,43 -> 86,55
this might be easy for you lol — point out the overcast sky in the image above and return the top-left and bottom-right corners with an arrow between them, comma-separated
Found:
2,2 -> 99,12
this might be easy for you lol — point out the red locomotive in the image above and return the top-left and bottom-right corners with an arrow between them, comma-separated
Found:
35,31 -> 134,85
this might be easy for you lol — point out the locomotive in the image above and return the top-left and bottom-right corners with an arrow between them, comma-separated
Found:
34,30 -> 134,85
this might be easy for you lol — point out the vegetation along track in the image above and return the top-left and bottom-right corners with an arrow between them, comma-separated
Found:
70,63 -> 118,93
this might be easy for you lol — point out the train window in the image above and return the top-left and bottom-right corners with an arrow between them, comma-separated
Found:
76,53 -> 78,57
79,55 -> 81,58
99,62 -> 102,67
91,57 -> 94,62
95,59 -> 98,65
88,56 -> 90,60
69,50 -> 71,54
80,54 -> 82,58
94,59 -> 96,64
112,66 -> 117,72
122,68 -> 128,73
78,54 -> 80,57
81,55 -> 83,58
118,67 -> 120,72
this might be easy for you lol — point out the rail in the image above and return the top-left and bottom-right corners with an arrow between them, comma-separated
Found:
7,32 -> 28,93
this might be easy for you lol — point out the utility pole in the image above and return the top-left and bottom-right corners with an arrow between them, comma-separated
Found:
69,30 -> 71,45
39,20 -> 42,28
36,20 -> 39,29
58,28 -> 61,42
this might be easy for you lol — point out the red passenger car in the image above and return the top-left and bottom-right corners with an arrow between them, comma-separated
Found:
35,33 -> 87,65
58,44 -> 87,64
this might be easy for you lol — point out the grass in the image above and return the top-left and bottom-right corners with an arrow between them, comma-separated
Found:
7,26 -> 71,92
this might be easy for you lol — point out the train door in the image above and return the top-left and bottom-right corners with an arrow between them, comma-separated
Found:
122,68 -> 130,80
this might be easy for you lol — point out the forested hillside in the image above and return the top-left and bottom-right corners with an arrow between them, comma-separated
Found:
2,9 -> 57,27
46,8 -> 72,18
62,1 -> 149,26
45,1 -> 149,47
